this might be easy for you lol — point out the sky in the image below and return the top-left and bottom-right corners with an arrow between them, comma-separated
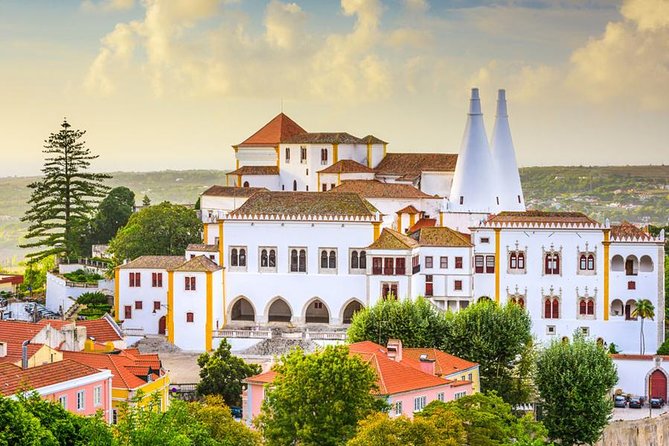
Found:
1,0 -> 668,177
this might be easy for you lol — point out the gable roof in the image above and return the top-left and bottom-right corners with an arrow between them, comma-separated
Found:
117,256 -> 185,270
368,228 -> 419,250
486,210 -> 599,226
202,185 -> 267,197
410,226 -> 472,247
77,317 -> 123,342
237,113 -> 307,147
408,217 -> 436,233
62,350 -> 164,390
0,359 -> 106,396
374,153 -> 458,181
227,166 -> 280,176
397,205 -> 420,215
329,180 -> 434,199
229,192 -> 379,218
283,132 -> 363,144
403,348 -> 478,376
360,135 -> 387,145
611,221 -> 651,240
245,369 -> 277,385
0,321 -> 44,345
170,255 -> 222,272
186,244 -> 219,253
318,159 -> 374,174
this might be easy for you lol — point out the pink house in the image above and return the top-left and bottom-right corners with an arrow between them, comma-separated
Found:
243,340 -> 476,423
0,359 -> 113,422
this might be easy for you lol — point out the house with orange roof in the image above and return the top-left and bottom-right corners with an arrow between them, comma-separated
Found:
243,340 -> 475,423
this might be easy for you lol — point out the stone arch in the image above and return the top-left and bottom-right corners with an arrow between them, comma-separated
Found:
624,299 -> 637,320
341,299 -> 365,325
266,297 -> 292,323
610,299 -> 624,317
303,297 -> 330,324
640,255 -> 654,272
625,255 -> 639,276
611,254 -> 624,271
646,367 -> 669,401
229,296 -> 256,322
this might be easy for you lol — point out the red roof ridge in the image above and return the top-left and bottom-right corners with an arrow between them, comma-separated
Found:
238,113 -> 307,147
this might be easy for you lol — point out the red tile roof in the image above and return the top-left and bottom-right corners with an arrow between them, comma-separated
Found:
186,244 -> 219,253
230,191 -> 379,218
62,350 -> 163,390
245,370 -> 277,384
410,227 -> 472,247
329,180 -> 434,199
201,185 -> 267,197
238,113 -> 307,147
284,132 -> 363,144
368,228 -> 419,250
117,256 -> 185,270
0,320 -> 44,346
360,135 -> 387,145
318,159 -> 375,174
396,205 -> 420,215
610,354 -> 669,361
0,359 -> 105,396
611,221 -> 651,240
374,153 -> 458,181
408,218 -> 436,233
227,166 -> 280,176
170,255 -> 222,272
77,318 -> 123,342
0,275 -> 23,286
486,210 -> 599,226
403,348 -> 478,376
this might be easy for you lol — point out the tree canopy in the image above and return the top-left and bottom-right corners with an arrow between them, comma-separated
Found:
20,120 -> 110,262
348,411 -> 465,446
89,186 -> 135,245
108,201 -> 202,261
256,345 -> 384,446
631,298 -> 655,354
536,335 -> 617,446
196,339 -> 261,407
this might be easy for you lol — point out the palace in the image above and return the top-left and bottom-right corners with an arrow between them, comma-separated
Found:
113,88 -> 665,358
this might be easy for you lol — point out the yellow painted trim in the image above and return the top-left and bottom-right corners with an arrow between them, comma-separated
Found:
167,271 -> 174,343
219,221 -> 226,326
206,271 -> 213,351
494,229 -> 501,304
603,229 -> 610,321
337,173 -> 341,186
237,174 -> 241,187
383,143 -> 387,157
236,159 -> 240,170
367,143 -> 372,168
114,268 -> 120,319
397,216 -> 402,234
275,146 -> 280,168
409,213 -> 416,227
439,212 -> 444,227
203,224 -> 208,244
373,222 -> 381,240
333,144 -> 339,163
317,172 -> 321,191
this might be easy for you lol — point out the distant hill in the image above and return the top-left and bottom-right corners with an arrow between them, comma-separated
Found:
1,166 -> 667,268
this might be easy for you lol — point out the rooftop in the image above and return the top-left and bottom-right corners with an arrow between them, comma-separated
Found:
0,359 -> 106,396
329,180 -> 434,199
374,153 -> 458,181
117,256 -> 185,270
318,159 -> 375,174
237,113 -> 307,147
284,132 -> 364,145
170,255 -> 222,272
368,228 -> 419,250
611,221 -> 651,240
201,185 -> 267,197
229,191 -> 379,219
486,210 -> 600,226
410,226 -> 472,247
397,205 -> 420,215
186,244 -> 219,253
227,166 -> 280,176
403,348 -> 478,376
408,217 -> 436,233
76,318 -> 123,342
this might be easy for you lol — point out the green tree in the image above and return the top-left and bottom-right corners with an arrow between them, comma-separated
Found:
142,195 -> 151,207
536,335 -> 617,446
347,297 -> 448,348
256,345 -> 384,446
348,412 -> 463,446
442,300 -> 534,406
20,120 -> 110,263
196,339 -> 261,407
90,186 -> 136,245
19,255 -> 55,295
0,395 -> 53,445
632,299 -> 655,354
108,201 -> 202,261
188,395 -> 262,446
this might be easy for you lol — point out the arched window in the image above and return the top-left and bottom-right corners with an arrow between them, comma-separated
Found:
321,251 -> 328,268
290,249 -> 298,272
579,255 -> 587,270
544,298 -> 559,319
299,249 -> 306,272
544,298 -> 552,319
269,249 -> 276,267
329,250 -> 336,269
587,254 -> 595,270
579,300 -> 587,315
293,180 -> 297,191
231,248 -> 238,266
552,298 -> 559,318
261,249 -> 268,267
239,248 -> 246,267
360,251 -> 367,268
545,253 -> 560,275
587,300 -> 594,315
351,250 -> 359,269
517,252 -> 525,269
509,253 -> 517,269
243,181 -> 249,188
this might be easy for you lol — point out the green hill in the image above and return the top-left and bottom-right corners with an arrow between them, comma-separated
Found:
1,166 -> 667,268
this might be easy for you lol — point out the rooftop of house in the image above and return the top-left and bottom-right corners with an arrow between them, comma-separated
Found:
374,153 -> 458,181
403,348 -> 478,376
227,166 -> 280,176
610,221 -> 651,240
170,255 -> 222,272
117,256 -> 186,270
329,180 -> 434,199
186,244 -> 219,253
318,159 -> 375,174
229,191 -> 379,218
360,135 -> 387,145
245,369 -> 277,385
408,217 -> 436,233
0,359 -> 106,396
0,320 -> 44,345
485,210 -> 600,226
284,132 -> 364,145
201,185 -> 268,197
237,113 -> 307,147
368,228 -> 419,250
397,205 -> 420,215
409,226 -> 472,247
37,317 -> 123,343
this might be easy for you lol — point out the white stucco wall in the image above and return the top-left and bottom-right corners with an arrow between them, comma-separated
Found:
117,268 -> 169,335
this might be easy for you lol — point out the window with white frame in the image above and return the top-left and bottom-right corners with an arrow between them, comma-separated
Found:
394,401 -> 403,415
290,248 -> 307,273
349,249 -> 367,273
507,243 -> 527,274
184,276 -> 196,291
319,249 -> 337,273
259,247 -> 277,272
59,395 -> 67,409
437,392 -> 445,402
425,256 -> 433,269
414,395 -> 427,412
440,256 -> 448,269
94,386 -> 102,407
579,326 -> 590,336
454,391 -> 467,400
300,146 -> 307,163
229,247 -> 247,271
77,390 -> 85,411
577,243 -> 597,275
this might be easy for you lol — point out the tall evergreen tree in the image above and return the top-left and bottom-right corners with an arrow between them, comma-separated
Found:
20,119 -> 110,262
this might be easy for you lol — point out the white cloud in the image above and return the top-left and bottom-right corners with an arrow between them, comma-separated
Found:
81,0 -> 134,12
264,0 -> 307,49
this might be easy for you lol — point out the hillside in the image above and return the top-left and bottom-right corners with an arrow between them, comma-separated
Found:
0,166 -> 667,267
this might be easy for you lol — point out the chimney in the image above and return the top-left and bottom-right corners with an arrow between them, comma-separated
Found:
21,340 -> 30,369
386,339 -> 403,362
0,341 -> 6,358
418,353 -> 436,376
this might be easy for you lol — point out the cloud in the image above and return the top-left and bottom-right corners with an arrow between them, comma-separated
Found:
264,0 -> 307,49
81,0 -> 134,12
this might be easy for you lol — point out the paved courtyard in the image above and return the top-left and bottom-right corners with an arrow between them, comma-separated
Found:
611,405 -> 669,421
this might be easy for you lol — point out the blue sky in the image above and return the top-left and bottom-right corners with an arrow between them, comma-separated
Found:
1,0 -> 667,176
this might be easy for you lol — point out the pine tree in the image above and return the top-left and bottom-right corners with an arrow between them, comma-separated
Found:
21,119 -> 110,263
142,194 -> 151,207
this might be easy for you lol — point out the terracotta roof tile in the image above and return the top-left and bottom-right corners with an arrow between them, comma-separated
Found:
202,185 -> 267,197
403,348 -> 478,376
611,221 -> 651,240
408,218 -> 436,233
318,159 -> 375,174
410,227 -> 472,247
62,350 -> 163,390
368,228 -> 419,250
0,320 -> 44,345
487,210 -> 599,226
374,153 -> 458,181
170,255 -> 222,272
360,135 -> 387,145
238,113 -> 307,147
230,191 -> 379,218
118,256 -> 185,270
0,275 -> 23,286
245,369 -> 277,384
186,244 -> 219,253
329,180 -> 434,199
0,359 -> 105,396
77,318 -> 123,342
283,132 -> 363,144
397,205 -> 420,215
227,166 -> 279,176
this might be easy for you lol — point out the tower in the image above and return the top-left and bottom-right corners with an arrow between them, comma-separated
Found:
449,88 -> 496,213
491,89 -> 525,211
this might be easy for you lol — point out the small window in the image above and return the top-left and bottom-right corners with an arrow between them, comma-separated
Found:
454,280 -> 463,291
124,305 -> 132,319
474,255 -> 484,273
290,248 -> 307,273
425,256 -> 433,268
300,146 -> 307,163
330,183 -> 336,190
135,301 -> 143,310
153,301 -> 161,311
293,180 -> 297,191
230,247 -> 247,270
480,237 -> 489,244
185,276 -> 196,291
394,401 -> 403,415
546,325 -> 556,335
437,392 -> 445,402
544,298 -> 560,319
186,312 -> 194,323
112,409 -> 118,424
321,148 -> 328,165
152,272 -> 163,287
485,255 -> 495,273
440,256 -> 448,268
209,255 -> 215,261
580,327 -> 590,336
77,390 -> 85,411
59,395 -> 67,409
414,396 -> 427,412
545,252 -> 561,275
314,301 -> 323,309
322,184 -> 327,192
129,272 -> 141,287
285,147 -> 290,163
459,196 -> 464,205
455,256 -> 463,269
94,386 -> 102,407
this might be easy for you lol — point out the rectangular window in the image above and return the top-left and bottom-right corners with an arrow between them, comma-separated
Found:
59,395 -> 67,409
154,301 -> 161,311
440,256 -> 448,269
330,183 -> 336,190
285,147 -> 290,163
135,300 -> 143,310
425,275 -> 433,296
437,392 -> 445,402
185,276 -> 196,291
414,396 -> 427,412
454,280 -> 463,291
455,256 -> 463,269
383,258 -> 394,275
412,255 -> 420,274
259,247 -> 278,272
321,148 -> 328,165
124,305 -> 132,319
129,272 -> 141,287
480,237 -> 490,244
229,247 -> 247,270
372,257 -> 382,275
151,272 -> 163,287
300,146 -> 307,163
395,258 -> 406,275
394,401 -> 403,415
546,325 -> 556,335
425,256 -> 433,269
94,386 -> 102,407
468,373 -> 473,382
186,312 -> 194,323
382,283 -> 398,300
322,184 -> 327,192
77,390 -> 85,411
290,248 -> 307,273
455,391 -> 466,400
485,255 -> 495,274
112,409 -> 118,425
474,255 -> 484,273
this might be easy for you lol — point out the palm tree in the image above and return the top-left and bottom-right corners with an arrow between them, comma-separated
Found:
631,299 -> 655,354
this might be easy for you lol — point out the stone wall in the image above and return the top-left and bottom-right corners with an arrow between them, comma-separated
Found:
595,412 -> 669,446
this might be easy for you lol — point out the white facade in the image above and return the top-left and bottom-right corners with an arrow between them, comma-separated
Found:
116,267 -> 170,336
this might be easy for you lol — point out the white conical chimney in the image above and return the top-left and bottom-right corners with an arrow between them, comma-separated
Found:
449,88 -> 496,213
491,89 -> 525,211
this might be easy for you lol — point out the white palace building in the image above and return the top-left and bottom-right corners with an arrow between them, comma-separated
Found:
114,89 -> 665,356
